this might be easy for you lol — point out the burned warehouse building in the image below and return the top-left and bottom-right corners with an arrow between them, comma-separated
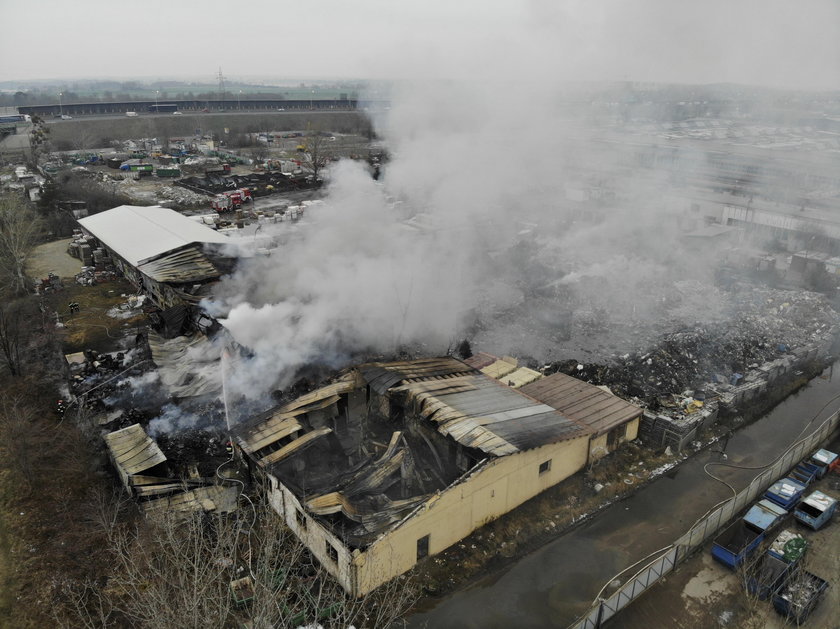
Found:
234,356 -> 642,596
77,205 -> 234,335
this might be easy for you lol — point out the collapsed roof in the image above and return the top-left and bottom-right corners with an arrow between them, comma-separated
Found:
104,423 -> 240,520
235,357 -> 594,547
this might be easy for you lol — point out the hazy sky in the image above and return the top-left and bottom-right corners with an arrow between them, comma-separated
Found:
1,0 -> 838,89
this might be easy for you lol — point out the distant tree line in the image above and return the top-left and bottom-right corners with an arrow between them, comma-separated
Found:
1,82 -> 363,107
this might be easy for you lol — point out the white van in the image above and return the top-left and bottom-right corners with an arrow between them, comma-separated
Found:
126,111 -> 138,117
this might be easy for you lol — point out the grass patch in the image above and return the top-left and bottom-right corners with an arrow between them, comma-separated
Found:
43,278 -> 145,353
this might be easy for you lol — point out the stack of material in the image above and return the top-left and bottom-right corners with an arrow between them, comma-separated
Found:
140,484 -> 241,521
638,403 -> 715,451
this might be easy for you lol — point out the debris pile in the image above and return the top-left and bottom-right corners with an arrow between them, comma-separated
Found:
157,185 -> 207,207
175,170 -> 318,198
543,285 -> 839,450
33,272 -> 62,295
66,229 -> 99,266
66,347 -> 149,410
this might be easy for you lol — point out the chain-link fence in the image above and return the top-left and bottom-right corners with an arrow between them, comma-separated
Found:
569,410 -> 839,629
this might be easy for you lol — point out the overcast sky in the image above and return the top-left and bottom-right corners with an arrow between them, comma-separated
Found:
1,0 -> 838,89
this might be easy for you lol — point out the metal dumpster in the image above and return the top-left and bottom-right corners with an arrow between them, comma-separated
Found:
793,490 -> 838,531
772,570 -> 829,625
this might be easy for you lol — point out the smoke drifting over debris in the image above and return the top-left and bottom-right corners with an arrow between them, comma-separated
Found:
199,2 -> 839,402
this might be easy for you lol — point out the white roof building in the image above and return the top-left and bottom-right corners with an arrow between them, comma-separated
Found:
78,205 -> 230,266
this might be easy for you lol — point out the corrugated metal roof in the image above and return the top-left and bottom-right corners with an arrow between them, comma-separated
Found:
78,205 -> 230,266
361,357 -> 475,395
519,372 -> 642,437
148,332 -> 222,398
103,423 -> 167,476
258,427 -> 333,466
462,352 -> 498,370
138,246 -> 220,283
397,372 -> 589,455
140,484 -> 241,519
237,374 -> 357,454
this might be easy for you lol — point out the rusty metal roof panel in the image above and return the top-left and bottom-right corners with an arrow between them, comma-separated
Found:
240,416 -> 303,454
462,352 -> 498,370
519,372 -> 642,436
277,375 -> 358,413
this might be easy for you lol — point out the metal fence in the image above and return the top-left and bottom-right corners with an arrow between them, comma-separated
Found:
569,410 -> 840,629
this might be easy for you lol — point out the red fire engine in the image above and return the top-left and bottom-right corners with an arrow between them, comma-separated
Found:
210,188 -> 252,212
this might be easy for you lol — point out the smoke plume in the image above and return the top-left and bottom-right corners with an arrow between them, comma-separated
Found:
200,2 -> 838,400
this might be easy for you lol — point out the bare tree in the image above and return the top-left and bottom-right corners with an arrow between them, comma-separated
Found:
0,297 -> 43,377
28,114 -> 51,166
300,129 -> 332,182
54,491 -> 417,629
0,300 -> 25,376
0,194 -> 45,296
0,395 -> 49,488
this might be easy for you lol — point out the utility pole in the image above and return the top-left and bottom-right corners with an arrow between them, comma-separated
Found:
58,92 -> 63,117
217,67 -> 226,110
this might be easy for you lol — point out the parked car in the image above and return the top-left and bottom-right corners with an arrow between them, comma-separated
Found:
60,115 -> 72,120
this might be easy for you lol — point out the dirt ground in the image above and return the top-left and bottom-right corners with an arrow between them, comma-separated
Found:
615,458 -> 840,629
0,478 -> 13,629
26,238 -> 81,280
42,278 -> 145,354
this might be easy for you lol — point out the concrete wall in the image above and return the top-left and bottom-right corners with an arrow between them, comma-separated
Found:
266,473 -> 357,593
589,416 -> 640,460
625,416 -> 640,441
352,434 -> 590,595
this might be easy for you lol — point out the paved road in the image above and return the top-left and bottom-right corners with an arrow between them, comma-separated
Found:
408,367 -> 840,628
44,110 -> 360,124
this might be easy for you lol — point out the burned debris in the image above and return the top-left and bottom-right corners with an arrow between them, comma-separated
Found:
232,356 -> 644,596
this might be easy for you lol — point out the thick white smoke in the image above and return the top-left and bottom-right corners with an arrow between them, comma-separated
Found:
200,2 -> 831,399
210,161 -> 474,397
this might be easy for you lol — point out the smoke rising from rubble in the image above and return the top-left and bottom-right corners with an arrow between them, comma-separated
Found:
200,3 -> 838,402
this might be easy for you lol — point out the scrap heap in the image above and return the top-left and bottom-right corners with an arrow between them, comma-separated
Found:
546,285 -> 840,451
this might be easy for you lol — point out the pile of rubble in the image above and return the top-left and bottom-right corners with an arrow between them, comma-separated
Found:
33,273 -> 62,295
157,185 -> 208,207
545,285 -> 840,450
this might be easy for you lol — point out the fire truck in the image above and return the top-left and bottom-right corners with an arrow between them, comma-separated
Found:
210,188 -> 252,212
